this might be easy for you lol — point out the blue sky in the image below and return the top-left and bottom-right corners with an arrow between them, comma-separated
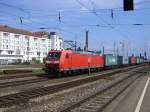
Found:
0,0 -> 150,57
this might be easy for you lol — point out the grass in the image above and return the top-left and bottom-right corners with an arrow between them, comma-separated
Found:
31,69 -> 44,74
0,68 -> 44,77
0,70 -> 4,75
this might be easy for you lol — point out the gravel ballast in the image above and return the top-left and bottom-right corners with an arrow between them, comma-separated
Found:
3,72 -> 133,112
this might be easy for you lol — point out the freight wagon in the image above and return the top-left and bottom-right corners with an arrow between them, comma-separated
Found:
136,57 -> 141,64
104,54 -> 123,68
44,50 -> 104,74
137,56 -> 145,64
140,57 -> 144,63
123,56 -> 129,66
129,56 -> 137,65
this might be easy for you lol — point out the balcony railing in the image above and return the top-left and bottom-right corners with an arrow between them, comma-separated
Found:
0,54 -> 23,57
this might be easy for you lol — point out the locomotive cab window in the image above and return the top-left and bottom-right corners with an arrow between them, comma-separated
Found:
47,52 -> 61,58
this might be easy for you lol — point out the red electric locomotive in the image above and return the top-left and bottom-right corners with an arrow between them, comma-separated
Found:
44,50 -> 104,75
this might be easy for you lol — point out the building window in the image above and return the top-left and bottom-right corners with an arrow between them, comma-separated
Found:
25,36 -> 29,40
42,39 -> 45,42
3,33 -> 9,38
37,52 -> 41,56
6,40 -> 8,43
34,38 -> 38,41
6,45 -> 8,49
15,35 -> 20,39
3,39 -> 5,43
16,49 -> 20,55
43,52 -> 47,55
8,51 -> 13,54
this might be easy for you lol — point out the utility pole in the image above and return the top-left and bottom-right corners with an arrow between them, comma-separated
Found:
114,41 -> 116,56
102,46 -> 105,55
120,41 -> 125,57
144,42 -> 147,59
74,41 -> 77,51
74,35 -> 77,51
116,46 -> 119,56
117,41 -> 124,56
100,43 -> 104,54
144,51 -> 147,59
84,30 -> 89,51
126,42 -> 129,57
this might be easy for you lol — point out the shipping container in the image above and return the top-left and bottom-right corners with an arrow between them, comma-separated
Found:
123,57 -> 129,65
129,56 -> 136,65
104,54 -> 123,66
136,57 -> 140,64
140,57 -> 144,63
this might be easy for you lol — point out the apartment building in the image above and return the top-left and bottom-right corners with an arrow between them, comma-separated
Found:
0,25 -> 63,64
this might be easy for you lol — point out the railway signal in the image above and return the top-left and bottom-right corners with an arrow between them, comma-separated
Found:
123,0 -> 134,11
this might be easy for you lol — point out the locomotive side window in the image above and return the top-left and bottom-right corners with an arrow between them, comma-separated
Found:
47,52 -> 61,58
66,53 -> 69,59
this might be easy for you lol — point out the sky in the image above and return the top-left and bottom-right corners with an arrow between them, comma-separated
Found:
0,0 -> 150,58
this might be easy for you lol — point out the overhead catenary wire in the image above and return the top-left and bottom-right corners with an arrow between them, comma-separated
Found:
0,1 -> 150,38
86,0 -> 134,41
0,0 -> 150,18
76,0 -> 113,28
0,1 -> 150,20
135,0 -> 150,5
0,1 -> 149,56
0,2 -> 31,18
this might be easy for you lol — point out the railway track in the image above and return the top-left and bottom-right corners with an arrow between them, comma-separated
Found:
0,77 -> 48,88
0,64 -> 144,80
0,73 -> 43,80
0,65 -> 142,89
60,71 -> 147,112
0,64 -> 148,108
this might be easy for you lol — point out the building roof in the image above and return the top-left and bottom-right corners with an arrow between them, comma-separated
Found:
34,31 -> 49,37
0,25 -> 49,37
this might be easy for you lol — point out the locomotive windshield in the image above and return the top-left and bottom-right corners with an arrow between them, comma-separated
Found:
47,52 -> 61,58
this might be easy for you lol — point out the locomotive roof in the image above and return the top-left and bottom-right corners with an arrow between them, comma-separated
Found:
48,49 -> 102,55
73,51 -> 101,55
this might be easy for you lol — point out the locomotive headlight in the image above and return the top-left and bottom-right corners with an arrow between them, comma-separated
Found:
45,60 -> 59,64
45,60 -> 52,64
53,61 -> 60,64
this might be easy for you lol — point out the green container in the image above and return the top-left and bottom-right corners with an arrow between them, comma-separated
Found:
105,54 -> 123,66
139,58 -> 142,63
136,57 -> 140,64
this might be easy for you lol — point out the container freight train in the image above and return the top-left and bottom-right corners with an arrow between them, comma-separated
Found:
44,50 -> 144,75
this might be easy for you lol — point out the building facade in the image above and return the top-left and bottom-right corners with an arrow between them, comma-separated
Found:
0,25 -> 63,64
